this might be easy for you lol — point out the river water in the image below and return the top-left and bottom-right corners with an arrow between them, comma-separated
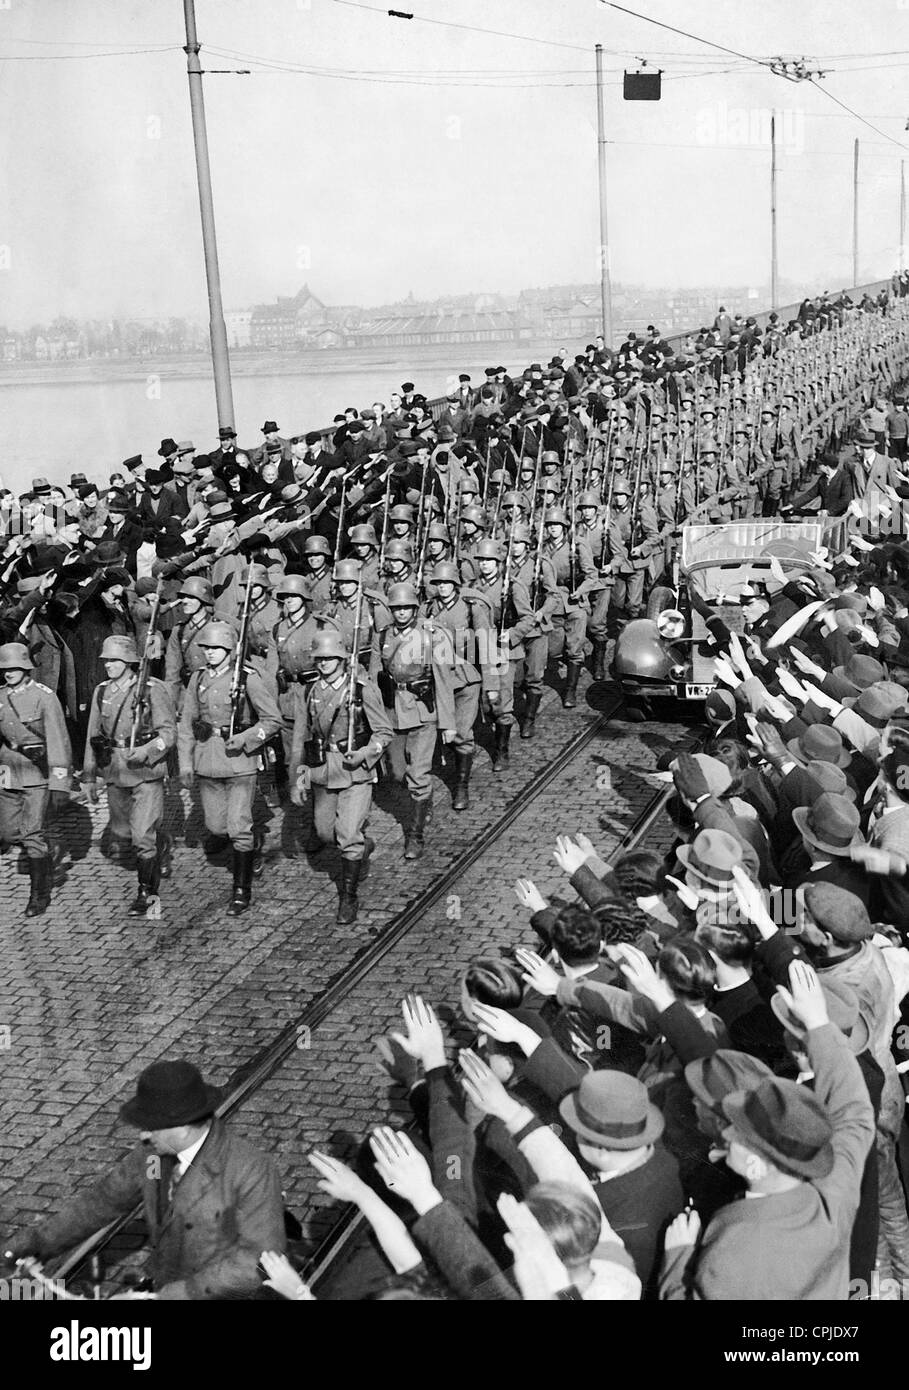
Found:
0,342 -> 558,497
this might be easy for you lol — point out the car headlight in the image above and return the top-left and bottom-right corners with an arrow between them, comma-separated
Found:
657,609 -> 686,640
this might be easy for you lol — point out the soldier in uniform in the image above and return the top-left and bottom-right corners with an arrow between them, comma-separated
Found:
82,635 -> 176,916
322,559 -> 386,665
576,489 -> 612,680
381,539 -> 417,594
508,523 -> 558,737
288,631 -> 392,924
423,521 -> 453,571
542,507 -> 597,707
164,576 -> 214,708
0,642 -> 71,916
457,505 -> 487,581
370,583 -> 457,860
177,621 -> 282,915
470,538 -> 519,770
273,574 -> 324,809
387,504 -> 416,545
422,561 -> 498,808
245,565 -> 281,673
607,479 -> 659,630
302,534 -> 335,609
347,524 -> 382,588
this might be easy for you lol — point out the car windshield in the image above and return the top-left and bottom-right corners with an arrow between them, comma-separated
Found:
681,520 -> 826,569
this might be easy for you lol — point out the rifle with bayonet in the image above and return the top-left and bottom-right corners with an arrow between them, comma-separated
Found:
128,577 -> 164,754
228,562 -> 256,740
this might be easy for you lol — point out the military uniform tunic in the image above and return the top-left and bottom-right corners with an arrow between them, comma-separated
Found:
0,678 -> 71,857
83,674 -> 176,859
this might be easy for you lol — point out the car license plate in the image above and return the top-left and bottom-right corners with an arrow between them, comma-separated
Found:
685,683 -> 714,699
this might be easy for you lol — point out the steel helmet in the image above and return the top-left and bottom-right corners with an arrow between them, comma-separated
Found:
349,524 -> 379,547
0,642 -> 34,671
304,535 -> 332,556
612,479 -> 632,497
475,539 -> 504,561
196,621 -> 237,650
386,583 -> 420,609
489,468 -> 512,485
178,577 -> 213,604
427,522 -> 451,542
430,562 -> 461,585
333,559 -> 362,582
248,563 -> 271,588
389,505 -> 415,522
458,480 -> 479,496
510,524 -> 533,544
385,539 -> 414,562
275,574 -> 310,598
311,630 -> 349,661
502,491 -> 526,508
460,506 -> 486,527
541,450 -> 562,465
100,635 -> 139,663
578,490 -> 600,508
545,507 -> 569,526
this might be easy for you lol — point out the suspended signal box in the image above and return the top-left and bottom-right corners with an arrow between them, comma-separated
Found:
623,70 -> 662,100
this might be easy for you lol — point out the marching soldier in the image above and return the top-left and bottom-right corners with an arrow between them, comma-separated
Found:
542,507 -> 597,707
422,561 -> 498,808
82,635 -> 176,917
177,621 -> 282,915
273,574 -> 324,805
576,488 -> 613,679
387,504 -> 416,544
381,539 -> 417,593
246,565 -> 281,673
471,538 -> 518,770
288,631 -> 392,924
370,583 -> 457,860
509,523 -> 559,738
347,524 -> 382,587
424,521 -> 454,571
302,534 -> 335,609
322,559 -> 386,663
607,480 -> 659,629
0,642 -> 71,916
164,576 -> 214,707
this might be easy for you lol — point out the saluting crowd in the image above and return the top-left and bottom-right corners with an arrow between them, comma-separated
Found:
6,280 -> 909,1299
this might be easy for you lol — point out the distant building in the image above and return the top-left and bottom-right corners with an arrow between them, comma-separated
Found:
250,284 -> 327,349
350,308 -> 534,349
225,310 -> 252,349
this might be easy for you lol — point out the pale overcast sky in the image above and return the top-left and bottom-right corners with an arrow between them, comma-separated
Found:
1,0 -> 908,325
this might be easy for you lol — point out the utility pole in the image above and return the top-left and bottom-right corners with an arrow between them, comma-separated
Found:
770,110 -> 778,310
183,0 -> 234,430
900,159 -> 906,271
852,137 -> 860,287
595,45 -> 613,349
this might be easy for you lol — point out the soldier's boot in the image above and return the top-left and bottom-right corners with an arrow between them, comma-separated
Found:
562,661 -> 583,709
226,849 -> 254,915
452,751 -> 473,811
591,640 -> 609,681
360,836 -> 376,880
24,856 -> 52,917
157,831 -> 174,880
404,796 -> 432,860
336,858 -> 363,926
251,830 -> 265,878
520,690 -> 542,739
492,722 -> 512,773
128,857 -> 160,917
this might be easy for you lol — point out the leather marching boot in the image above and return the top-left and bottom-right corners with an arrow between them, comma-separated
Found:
24,856 -> 52,917
404,797 -> 431,860
252,830 -> 265,878
226,849 -> 254,915
336,858 -> 363,925
129,857 -> 160,917
156,832 -> 173,880
520,690 -> 542,739
492,722 -> 512,773
562,662 -> 582,709
452,751 -> 473,811
591,640 -> 609,682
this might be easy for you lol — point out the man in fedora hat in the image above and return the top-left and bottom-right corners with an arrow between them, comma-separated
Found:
661,960 -> 874,1300
789,792 -> 870,903
3,1059 -> 286,1298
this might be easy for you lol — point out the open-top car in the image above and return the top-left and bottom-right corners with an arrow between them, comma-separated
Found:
611,516 -> 848,714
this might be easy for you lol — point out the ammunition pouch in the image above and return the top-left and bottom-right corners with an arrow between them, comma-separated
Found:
304,735 -> 327,768
377,667 -> 434,713
192,718 -> 214,742
89,734 -> 113,770
21,743 -> 50,778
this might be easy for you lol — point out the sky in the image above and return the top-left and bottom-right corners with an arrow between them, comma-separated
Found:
1,0 -> 909,326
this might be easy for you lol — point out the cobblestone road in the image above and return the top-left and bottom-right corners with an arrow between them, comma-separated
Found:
0,670 -> 694,1287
